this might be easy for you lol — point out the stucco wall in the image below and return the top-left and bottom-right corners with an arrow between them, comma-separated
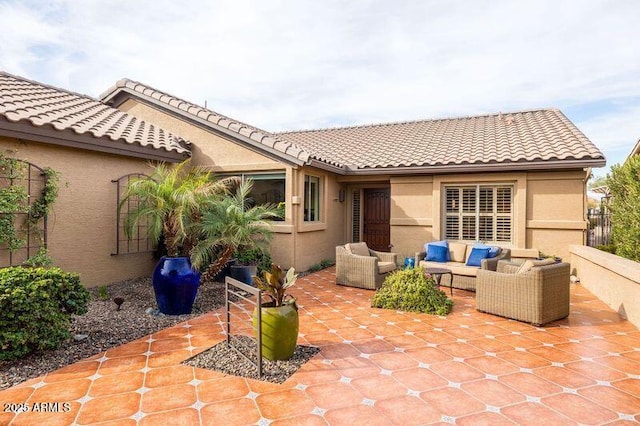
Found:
388,170 -> 588,260
0,137 -> 156,287
570,245 -> 640,328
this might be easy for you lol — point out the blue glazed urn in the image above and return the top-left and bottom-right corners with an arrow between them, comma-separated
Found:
404,257 -> 416,269
152,257 -> 200,315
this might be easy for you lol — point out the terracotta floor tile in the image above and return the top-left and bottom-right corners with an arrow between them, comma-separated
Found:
597,354 -> 640,375
581,337 -> 634,354
322,318 -> 360,330
579,385 -> 640,415
469,323 -> 513,337
0,412 -> 15,425
201,397 -> 261,425
150,337 -> 190,353
613,378 -> 640,398
429,360 -> 485,383
464,355 -> 520,376
405,346 -> 452,364
392,367 -> 448,391
527,345 -> 581,363
456,411 -> 517,425
289,359 -> 341,386
496,349 -> 551,369
524,330 -> 570,345
324,405 -> 393,425
467,337 -> 516,353
420,386 -> 486,417
139,407 -> 200,426
147,349 -> 192,368
151,326 -> 188,340
435,341 -> 485,359
303,330 -> 345,345
369,351 -> 419,371
306,381 -> 365,410
331,356 -> 381,379
43,361 -> 99,383
383,332 -> 427,349
554,342 -> 610,358
141,383 -> 197,413
98,355 -> 147,376
255,389 -> 315,419
462,378 -> 526,406
495,333 -> 542,349
351,314 -> 392,328
10,402 -> 80,426
105,341 -> 149,359
76,392 -> 140,424
535,366 -> 596,389
351,374 -> 408,400
414,329 -> 458,345
501,401 -> 574,425
375,395 -> 442,425
270,414 -> 327,425
365,323 -> 406,336
89,371 -> 144,397
350,338 -> 395,354
499,372 -> 562,397
443,326 -> 484,341
542,392 -> 618,424
493,319 -> 534,333
565,360 -> 628,382
0,385 -> 34,404
145,365 -> 194,388
319,343 -> 362,361
336,327 -> 376,342
197,376 -> 250,403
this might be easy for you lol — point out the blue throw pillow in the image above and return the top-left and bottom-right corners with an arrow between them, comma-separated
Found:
466,247 -> 491,266
473,243 -> 500,258
426,244 -> 449,262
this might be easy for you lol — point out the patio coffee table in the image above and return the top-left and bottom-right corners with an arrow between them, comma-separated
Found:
425,267 -> 454,296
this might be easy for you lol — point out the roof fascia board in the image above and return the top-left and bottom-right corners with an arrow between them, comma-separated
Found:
107,90 -> 306,168
0,120 -> 187,162
340,158 -> 606,175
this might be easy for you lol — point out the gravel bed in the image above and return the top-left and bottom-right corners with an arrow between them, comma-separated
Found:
184,335 -> 320,383
0,277 -> 226,390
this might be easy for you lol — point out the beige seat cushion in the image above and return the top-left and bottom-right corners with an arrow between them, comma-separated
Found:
516,258 -> 555,274
378,261 -> 396,274
345,242 -> 370,257
418,260 -> 478,277
449,242 -> 468,263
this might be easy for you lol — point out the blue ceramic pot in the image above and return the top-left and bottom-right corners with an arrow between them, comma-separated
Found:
404,257 -> 416,268
152,257 -> 200,315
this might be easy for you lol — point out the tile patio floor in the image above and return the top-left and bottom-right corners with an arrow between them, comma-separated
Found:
1,267 -> 640,425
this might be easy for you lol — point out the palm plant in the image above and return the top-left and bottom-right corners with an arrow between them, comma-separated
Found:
121,160 -> 234,257
190,179 -> 281,276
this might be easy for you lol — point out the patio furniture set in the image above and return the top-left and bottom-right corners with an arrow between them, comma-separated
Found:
335,241 -> 571,326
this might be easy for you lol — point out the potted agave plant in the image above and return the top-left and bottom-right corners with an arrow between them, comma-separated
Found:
253,265 -> 299,361
121,160 -> 233,315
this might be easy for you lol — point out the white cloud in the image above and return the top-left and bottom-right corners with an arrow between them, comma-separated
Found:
0,0 -> 639,170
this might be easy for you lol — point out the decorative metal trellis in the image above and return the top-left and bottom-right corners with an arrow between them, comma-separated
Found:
0,159 -> 48,267
112,173 -> 154,255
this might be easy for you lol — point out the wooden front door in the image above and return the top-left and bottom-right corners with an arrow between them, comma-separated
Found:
363,188 -> 391,252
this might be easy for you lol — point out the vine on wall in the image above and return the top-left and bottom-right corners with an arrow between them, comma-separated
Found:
0,155 -> 59,259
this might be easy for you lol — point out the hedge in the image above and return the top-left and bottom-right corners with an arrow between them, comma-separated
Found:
0,267 -> 89,361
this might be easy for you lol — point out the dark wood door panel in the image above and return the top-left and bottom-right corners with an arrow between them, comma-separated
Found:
363,188 -> 390,252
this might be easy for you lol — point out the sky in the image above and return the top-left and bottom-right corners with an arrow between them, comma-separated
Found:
1,0 -> 638,178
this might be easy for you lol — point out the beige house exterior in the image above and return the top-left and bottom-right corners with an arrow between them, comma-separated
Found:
0,72 -> 606,286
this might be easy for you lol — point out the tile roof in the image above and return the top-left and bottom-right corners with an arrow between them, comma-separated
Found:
277,109 -> 605,172
100,79 -> 310,165
0,72 -> 190,161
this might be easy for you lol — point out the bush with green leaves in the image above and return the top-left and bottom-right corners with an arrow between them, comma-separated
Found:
371,268 -> 453,316
607,155 -> 640,262
0,267 -> 89,361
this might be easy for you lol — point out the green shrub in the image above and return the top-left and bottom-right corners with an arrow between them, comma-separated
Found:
595,244 -> 616,255
0,267 -> 89,361
607,156 -> 640,262
371,268 -> 453,316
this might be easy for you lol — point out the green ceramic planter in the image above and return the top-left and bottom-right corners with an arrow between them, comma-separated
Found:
253,303 -> 299,361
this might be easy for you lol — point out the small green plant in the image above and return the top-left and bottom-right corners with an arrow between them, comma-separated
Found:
22,247 -> 54,267
97,285 -> 109,301
595,244 -> 616,254
0,266 -> 89,360
320,259 -> 334,268
306,259 -> 335,273
371,268 -> 453,316
236,248 -> 272,275
254,264 -> 298,307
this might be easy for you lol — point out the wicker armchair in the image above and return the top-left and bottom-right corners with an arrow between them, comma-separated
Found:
335,242 -> 398,290
476,260 -> 570,326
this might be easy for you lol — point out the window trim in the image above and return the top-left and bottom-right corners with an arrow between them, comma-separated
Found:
304,174 -> 322,222
443,183 -> 514,244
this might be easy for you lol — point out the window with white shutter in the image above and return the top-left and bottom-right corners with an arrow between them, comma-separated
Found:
443,185 -> 513,243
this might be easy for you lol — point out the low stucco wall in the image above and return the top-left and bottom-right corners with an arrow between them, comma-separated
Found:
570,245 -> 640,328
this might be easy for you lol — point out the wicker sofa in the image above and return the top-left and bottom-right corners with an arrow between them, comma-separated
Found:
415,242 -> 510,291
476,260 -> 570,326
336,243 -> 398,290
